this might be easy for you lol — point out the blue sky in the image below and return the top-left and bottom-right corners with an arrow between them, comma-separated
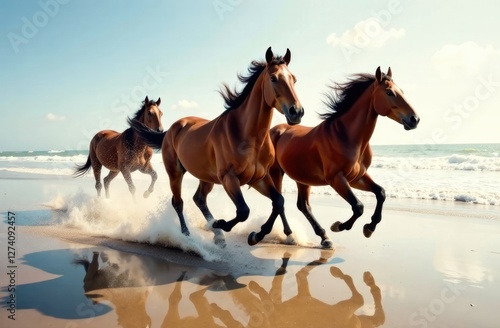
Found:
1,0 -> 499,151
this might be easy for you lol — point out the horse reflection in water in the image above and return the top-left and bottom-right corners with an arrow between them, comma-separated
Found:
74,252 -> 153,328
211,251 -> 385,328
75,251 -> 384,327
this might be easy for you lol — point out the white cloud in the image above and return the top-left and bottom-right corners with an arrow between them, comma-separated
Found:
432,42 -> 500,79
326,18 -> 405,49
45,113 -> 66,122
171,99 -> 199,110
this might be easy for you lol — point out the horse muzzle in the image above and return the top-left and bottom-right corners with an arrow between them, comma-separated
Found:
402,114 -> 420,130
285,105 -> 304,125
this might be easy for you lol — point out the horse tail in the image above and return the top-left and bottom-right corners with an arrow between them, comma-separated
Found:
73,258 -> 90,273
73,154 -> 92,177
129,118 -> 165,150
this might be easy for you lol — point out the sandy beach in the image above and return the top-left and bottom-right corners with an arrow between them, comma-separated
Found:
1,172 -> 500,328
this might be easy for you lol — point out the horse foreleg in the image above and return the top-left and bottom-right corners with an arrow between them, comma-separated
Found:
193,181 -> 226,247
330,174 -> 364,233
121,169 -> 136,198
103,170 -> 119,198
351,174 -> 386,238
247,176 -> 291,246
139,163 -> 157,198
212,173 -> 250,232
296,183 -> 332,249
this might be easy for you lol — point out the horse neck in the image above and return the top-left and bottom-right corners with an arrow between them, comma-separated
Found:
230,74 -> 274,140
127,114 -> 148,148
331,83 -> 378,147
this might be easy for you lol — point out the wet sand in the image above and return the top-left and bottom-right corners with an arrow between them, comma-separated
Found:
1,174 -> 500,327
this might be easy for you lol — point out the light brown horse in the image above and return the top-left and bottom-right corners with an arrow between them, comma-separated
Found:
74,96 -> 163,198
259,67 -> 420,248
132,47 -> 303,246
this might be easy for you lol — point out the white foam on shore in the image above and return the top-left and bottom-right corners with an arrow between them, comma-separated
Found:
44,190 -> 226,261
43,186 -> 319,262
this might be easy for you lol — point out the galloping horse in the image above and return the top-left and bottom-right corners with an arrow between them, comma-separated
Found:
74,97 -> 163,198
263,67 -> 419,248
132,47 -> 303,246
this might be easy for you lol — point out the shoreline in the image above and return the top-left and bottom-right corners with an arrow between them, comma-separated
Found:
1,175 -> 500,327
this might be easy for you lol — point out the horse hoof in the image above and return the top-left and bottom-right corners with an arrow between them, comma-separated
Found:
214,235 -> 226,248
363,224 -> 374,238
330,221 -> 341,232
248,232 -> 259,246
143,191 -> 151,198
363,271 -> 375,285
181,228 -> 190,237
330,266 -> 343,278
321,239 -> 333,250
284,234 -> 298,246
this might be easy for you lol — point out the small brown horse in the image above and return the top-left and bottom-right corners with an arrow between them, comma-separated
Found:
74,97 -> 163,198
261,67 -> 420,248
132,47 -> 303,246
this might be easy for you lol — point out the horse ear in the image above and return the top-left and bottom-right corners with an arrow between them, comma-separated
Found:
265,46 -> 274,64
156,97 -> 161,106
375,67 -> 382,83
144,96 -> 149,104
283,48 -> 291,65
387,67 -> 392,78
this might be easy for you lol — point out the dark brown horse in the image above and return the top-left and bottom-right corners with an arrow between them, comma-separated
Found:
257,67 -> 419,248
132,47 -> 303,246
74,97 -> 163,198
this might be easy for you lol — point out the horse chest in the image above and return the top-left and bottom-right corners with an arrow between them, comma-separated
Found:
229,143 -> 272,183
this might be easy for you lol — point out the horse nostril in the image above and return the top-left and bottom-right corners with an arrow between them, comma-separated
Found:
410,115 -> 419,124
289,106 -> 297,116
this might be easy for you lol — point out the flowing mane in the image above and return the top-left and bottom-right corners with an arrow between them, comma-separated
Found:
131,98 -> 157,121
219,56 -> 286,111
320,73 -> 391,121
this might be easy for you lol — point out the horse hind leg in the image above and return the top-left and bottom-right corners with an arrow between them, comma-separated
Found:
296,183 -> 332,249
103,170 -> 119,198
269,165 -> 297,245
166,159 -> 190,236
193,181 -> 226,247
91,158 -> 103,197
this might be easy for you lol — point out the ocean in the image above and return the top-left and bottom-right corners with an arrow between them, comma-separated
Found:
0,143 -> 499,206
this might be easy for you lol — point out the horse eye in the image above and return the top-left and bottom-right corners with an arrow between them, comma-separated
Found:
386,90 -> 395,96
270,75 -> 278,83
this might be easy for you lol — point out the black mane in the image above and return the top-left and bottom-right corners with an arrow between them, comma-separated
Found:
219,56 -> 286,111
320,73 -> 391,121
131,98 -> 156,121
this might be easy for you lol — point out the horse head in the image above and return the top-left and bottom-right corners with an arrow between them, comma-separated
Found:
263,47 -> 304,125
140,96 -> 164,132
372,67 -> 420,130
